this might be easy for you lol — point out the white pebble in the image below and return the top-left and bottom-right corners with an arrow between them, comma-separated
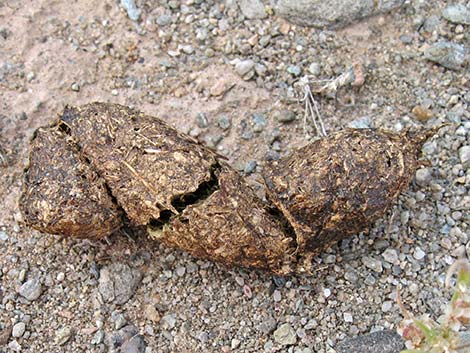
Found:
175,266 -> 186,277
459,145 -> 470,164
12,322 -> 26,338
56,272 -> 65,282
381,301 -> 393,313
413,247 -> 426,260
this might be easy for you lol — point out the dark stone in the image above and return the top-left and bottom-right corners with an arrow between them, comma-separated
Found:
336,330 -> 405,353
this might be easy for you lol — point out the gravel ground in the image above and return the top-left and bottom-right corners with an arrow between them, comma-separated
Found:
1,0 -> 469,352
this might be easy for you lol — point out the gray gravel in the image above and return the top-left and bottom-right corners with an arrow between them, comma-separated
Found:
274,0 -> 405,28
237,0 -> 267,20
336,330 -> 405,353
424,42 -> 468,70
18,277 -> 42,301
120,0 -> 140,21
443,4 -> 470,25
98,263 -> 142,305
273,323 -> 297,346
1,0 -> 469,352
11,322 -> 25,338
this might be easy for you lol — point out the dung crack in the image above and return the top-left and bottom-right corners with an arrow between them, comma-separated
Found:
149,162 -> 221,230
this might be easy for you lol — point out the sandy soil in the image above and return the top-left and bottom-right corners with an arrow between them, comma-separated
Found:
1,0 -> 469,352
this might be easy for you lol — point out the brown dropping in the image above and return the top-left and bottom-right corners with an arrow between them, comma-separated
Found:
148,163 -> 296,275
19,125 -> 123,239
20,102 -> 435,275
59,103 -> 218,225
263,129 -> 427,258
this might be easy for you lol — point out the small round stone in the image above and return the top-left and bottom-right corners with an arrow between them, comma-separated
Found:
458,146 -> 470,164
235,60 -> 255,77
12,323 -> 26,338
415,168 -> 432,187
287,65 -> 301,76
71,82 -> 80,92
274,110 -> 296,123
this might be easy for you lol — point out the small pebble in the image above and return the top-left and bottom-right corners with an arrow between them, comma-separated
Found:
71,82 -> 80,92
244,160 -> 257,174
424,42 -> 467,70
251,113 -> 267,132
458,146 -> 470,164
218,115 -> 231,130
273,290 -> 282,302
382,249 -> 398,264
324,254 -> 336,264
26,71 -> 35,82
381,301 -> 393,313
238,0 -> 267,19
0,230 -> 8,242
415,168 -> 432,187
287,65 -> 301,76
347,116 -> 372,129
19,277 -> 42,301
273,323 -> 297,346
175,266 -> 186,277
243,284 -> 252,299
91,330 -> 105,345
412,105 -> 433,122
399,34 -> 413,44
120,334 -> 146,353
8,340 -> 21,352
144,305 -> 160,323
234,276 -> 244,286
56,272 -> 65,282
161,314 -> 176,330
274,110 -> 296,123
112,312 -> 127,330
308,63 -> 321,76
442,4 -> 470,25
98,263 -> 142,305
413,247 -> 426,260
235,60 -> 255,78
55,327 -> 72,345
231,338 -> 241,349
362,256 -> 383,273
12,322 -> 25,338
156,14 -> 172,26
344,271 -> 358,283
364,274 -> 376,286
195,113 -> 209,128
343,313 -> 353,323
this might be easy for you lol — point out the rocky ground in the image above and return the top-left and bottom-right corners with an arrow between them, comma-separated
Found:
0,0 -> 469,352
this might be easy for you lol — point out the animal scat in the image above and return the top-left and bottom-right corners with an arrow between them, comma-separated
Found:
20,102 -> 435,275
19,125 -> 123,239
263,129 -> 424,259
58,103 -> 218,225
